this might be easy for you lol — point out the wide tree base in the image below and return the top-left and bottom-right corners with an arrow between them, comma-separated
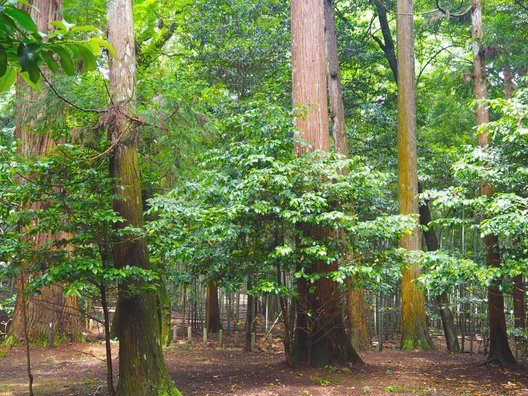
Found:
291,327 -> 363,368
401,337 -> 434,351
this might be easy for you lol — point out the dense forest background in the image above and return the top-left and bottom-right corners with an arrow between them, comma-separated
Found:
0,0 -> 527,395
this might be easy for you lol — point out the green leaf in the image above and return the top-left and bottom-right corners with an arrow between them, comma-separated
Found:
40,51 -> 59,74
16,0 -> 33,8
0,14 -> 19,34
83,41 -> 100,56
51,46 -> 75,76
0,45 -> 7,77
4,6 -> 38,33
70,25 -> 98,33
67,43 -> 80,60
19,70 -> 40,91
76,44 -> 97,71
88,37 -> 116,58
17,42 -> 40,83
49,19 -> 69,32
0,67 -> 16,92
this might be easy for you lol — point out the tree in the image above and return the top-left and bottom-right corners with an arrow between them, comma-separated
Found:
470,0 -> 515,366
418,185 -> 460,353
324,0 -> 370,351
205,280 -> 222,334
291,0 -> 361,367
396,0 -> 433,350
106,0 -> 179,394
7,0 -> 82,346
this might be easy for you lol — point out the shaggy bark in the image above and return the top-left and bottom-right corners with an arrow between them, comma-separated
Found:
107,1 -> 179,394
291,0 -> 362,366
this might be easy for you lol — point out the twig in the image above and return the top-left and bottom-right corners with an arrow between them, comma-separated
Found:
41,74 -> 104,114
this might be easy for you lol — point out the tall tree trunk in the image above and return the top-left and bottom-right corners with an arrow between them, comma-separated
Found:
8,0 -> 82,346
470,0 -> 516,367
418,185 -> 459,353
106,1 -> 179,394
205,280 -> 222,334
372,0 -> 444,351
291,0 -> 361,367
324,0 -> 370,351
397,0 -> 433,351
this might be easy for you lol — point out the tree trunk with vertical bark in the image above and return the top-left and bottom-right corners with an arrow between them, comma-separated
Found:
324,0 -> 370,351
397,0 -> 433,351
291,0 -> 362,367
8,0 -> 82,346
206,280 -> 222,334
106,1 -> 179,394
470,0 -> 516,367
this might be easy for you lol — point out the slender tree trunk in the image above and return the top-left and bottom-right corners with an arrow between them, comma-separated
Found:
470,0 -> 516,366
106,1 -> 179,394
324,0 -> 346,154
245,278 -> 254,352
397,0 -> 433,351
291,0 -> 361,367
8,0 -> 82,346
503,61 -> 515,100
503,61 -> 525,345
205,280 -> 222,334
371,0 -> 398,83
513,275 -> 526,339
100,285 -> 116,396
158,281 -> 172,346
324,0 -> 370,351
418,184 -> 459,352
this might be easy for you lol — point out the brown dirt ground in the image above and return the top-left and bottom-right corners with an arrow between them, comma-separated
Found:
0,338 -> 527,396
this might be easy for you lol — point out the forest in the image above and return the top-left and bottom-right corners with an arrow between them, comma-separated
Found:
0,0 -> 527,395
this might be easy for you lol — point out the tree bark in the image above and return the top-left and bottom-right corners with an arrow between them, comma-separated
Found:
292,0 -> 330,155
324,0 -> 370,351
106,1 -> 179,394
397,0 -> 433,351
470,0 -> 516,366
205,280 -> 222,334
291,0 -> 361,367
8,0 -> 82,346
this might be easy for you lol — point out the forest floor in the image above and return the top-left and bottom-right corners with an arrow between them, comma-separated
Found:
0,337 -> 527,396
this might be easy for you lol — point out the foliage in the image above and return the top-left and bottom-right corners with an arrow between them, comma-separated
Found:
420,89 -> 528,293
0,143 -> 159,297
0,0 -> 113,92
147,101 -> 414,296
